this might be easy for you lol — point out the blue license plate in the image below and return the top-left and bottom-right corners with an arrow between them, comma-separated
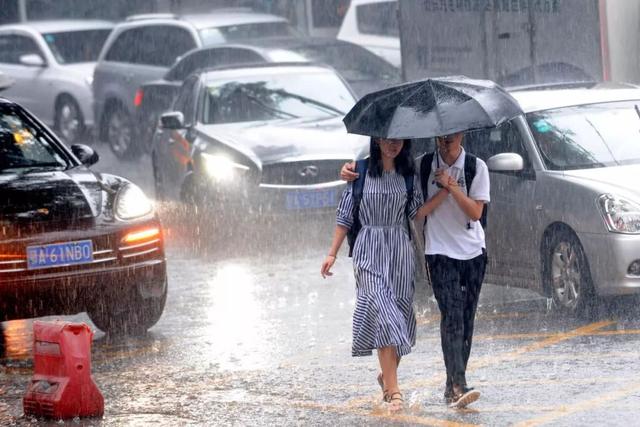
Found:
26,240 -> 93,270
286,189 -> 338,210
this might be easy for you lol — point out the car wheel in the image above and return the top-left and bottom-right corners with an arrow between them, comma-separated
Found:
55,97 -> 84,143
545,231 -> 595,317
106,106 -> 140,160
87,280 -> 167,336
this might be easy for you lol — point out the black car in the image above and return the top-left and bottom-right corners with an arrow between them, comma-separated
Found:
0,98 -> 167,335
136,37 -> 400,150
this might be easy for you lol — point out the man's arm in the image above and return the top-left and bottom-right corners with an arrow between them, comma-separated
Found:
435,170 -> 485,221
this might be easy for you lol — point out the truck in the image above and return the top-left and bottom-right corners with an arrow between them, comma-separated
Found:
398,0 -> 640,86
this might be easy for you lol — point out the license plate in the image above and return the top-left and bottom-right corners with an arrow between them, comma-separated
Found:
285,189 -> 338,210
26,240 -> 93,270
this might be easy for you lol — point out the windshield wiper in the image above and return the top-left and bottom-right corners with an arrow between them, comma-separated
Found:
240,92 -> 300,119
270,89 -> 347,116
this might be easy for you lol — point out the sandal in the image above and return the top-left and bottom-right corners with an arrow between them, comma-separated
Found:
388,392 -> 404,411
377,373 -> 390,402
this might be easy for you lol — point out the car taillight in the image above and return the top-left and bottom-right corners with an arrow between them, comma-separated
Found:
134,89 -> 144,107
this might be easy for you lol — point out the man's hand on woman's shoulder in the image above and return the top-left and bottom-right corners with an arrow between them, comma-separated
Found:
340,161 -> 358,182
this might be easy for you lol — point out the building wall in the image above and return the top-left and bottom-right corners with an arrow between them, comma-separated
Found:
605,0 -> 640,83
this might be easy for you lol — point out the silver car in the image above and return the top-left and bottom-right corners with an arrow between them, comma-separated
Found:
0,20 -> 113,143
454,86 -> 640,316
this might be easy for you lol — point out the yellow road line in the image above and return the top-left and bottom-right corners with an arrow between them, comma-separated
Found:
513,381 -> 640,427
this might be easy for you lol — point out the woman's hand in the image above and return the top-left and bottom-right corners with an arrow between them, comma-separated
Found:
340,162 -> 358,181
321,255 -> 336,278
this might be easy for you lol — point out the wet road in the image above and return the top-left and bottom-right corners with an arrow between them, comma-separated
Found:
2,149 -> 640,426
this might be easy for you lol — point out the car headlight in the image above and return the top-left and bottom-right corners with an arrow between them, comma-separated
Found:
115,183 -> 153,220
598,194 -> 640,234
85,75 -> 93,87
201,153 -> 250,182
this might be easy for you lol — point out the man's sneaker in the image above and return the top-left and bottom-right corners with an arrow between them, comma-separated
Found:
449,387 -> 480,409
444,387 -> 454,404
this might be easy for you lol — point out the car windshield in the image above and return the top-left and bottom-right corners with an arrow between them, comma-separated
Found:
527,100 -> 640,170
286,43 -> 400,81
199,22 -> 300,45
0,105 -> 68,172
202,70 -> 355,124
43,29 -> 111,64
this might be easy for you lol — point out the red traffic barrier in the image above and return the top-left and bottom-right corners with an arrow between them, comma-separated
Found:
23,321 -> 104,419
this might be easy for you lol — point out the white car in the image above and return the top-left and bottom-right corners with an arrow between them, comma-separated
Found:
0,20 -> 113,143
337,0 -> 400,67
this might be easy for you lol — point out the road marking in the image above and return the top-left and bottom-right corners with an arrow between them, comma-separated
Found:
513,381 -> 640,427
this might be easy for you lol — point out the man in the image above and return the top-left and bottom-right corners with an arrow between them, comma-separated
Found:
340,132 -> 490,409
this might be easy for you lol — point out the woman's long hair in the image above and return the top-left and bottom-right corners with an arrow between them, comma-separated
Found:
368,137 -> 415,178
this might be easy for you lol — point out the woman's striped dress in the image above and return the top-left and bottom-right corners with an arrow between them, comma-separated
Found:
337,170 -> 423,357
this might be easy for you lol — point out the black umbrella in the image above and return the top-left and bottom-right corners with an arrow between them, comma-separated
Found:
343,76 -> 523,139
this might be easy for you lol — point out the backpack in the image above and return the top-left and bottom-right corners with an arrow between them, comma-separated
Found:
346,158 -> 414,257
419,152 -> 488,229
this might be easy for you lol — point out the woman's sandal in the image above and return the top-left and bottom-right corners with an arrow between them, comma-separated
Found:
377,373 -> 390,402
387,392 -> 404,411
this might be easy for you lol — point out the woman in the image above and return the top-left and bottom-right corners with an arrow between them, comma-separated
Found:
321,137 -> 422,411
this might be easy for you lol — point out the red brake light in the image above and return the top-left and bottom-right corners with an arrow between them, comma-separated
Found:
134,89 -> 144,107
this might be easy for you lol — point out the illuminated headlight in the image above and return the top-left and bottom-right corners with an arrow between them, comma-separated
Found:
598,194 -> 640,234
115,184 -> 153,220
201,153 -> 250,182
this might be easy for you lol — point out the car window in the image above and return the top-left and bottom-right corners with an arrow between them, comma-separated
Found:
166,48 -> 265,81
199,22 -> 300,46
173,76 -> 199,124
464,121 -> 532,169
201,70 -> 354,124
0,105 -> 67,171
527,100 -> 640,170
42,29 -> 111,64
0,34 -> 43,64
356,1 -> 399,37
106,25 -> 196,66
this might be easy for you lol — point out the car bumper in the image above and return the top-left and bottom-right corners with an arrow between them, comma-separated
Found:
579,231 -> 640,296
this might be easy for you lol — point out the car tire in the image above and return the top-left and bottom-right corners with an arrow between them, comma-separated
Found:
545,230 -> 596,318
55,96 -> 85,144
105,105 -> 141,160
87,280 -> 167,336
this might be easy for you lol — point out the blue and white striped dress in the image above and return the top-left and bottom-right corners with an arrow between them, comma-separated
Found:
337,170 -> 423,357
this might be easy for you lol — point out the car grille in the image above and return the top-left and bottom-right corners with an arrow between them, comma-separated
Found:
260,160 -> 348,186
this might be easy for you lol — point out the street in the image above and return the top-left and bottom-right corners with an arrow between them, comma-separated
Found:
2,149 -> 640,426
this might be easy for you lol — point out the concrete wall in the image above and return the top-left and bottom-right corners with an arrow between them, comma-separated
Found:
605,0 -> 640,83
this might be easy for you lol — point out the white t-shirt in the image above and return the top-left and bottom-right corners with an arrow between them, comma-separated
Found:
422,148 -> 491,260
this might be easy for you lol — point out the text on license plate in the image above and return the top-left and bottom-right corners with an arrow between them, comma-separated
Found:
26,240 -> 93,270
286,189 -> 338,210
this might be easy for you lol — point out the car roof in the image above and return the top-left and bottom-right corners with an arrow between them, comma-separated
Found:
199,62 -> 337,81
120,11 -> 287,31
510,87 -> 640,113
0,20 -> 114,33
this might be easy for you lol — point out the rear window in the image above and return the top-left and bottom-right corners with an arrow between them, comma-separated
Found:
199,22 -> 300,45
527,100 -> 640,170
105,25 -> 196,66
43,29 -> 111,64
356,1 -> 399,37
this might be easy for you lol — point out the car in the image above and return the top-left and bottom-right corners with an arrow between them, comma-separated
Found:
93,11 -> 301,159
0,71 -> 12,91
337,0 -> 400,67
136,36 -> 401,150
0,98 -> 167,335
151,63 -> 368,217
421,85 -> 640,316
0,20 -> 114,143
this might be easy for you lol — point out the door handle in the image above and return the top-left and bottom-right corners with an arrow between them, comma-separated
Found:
535,205 -> 543,211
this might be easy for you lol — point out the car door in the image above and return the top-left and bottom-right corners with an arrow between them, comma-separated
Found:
0,33 -> 50,119
157,76 -> 200,199
463,117 -> 540,287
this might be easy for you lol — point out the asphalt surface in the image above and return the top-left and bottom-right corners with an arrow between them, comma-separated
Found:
2,146 -> 640,426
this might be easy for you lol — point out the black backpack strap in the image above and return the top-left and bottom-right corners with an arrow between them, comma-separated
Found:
403,174 -> 414,240
348,159 -> 368,257
420,152 -> 434,203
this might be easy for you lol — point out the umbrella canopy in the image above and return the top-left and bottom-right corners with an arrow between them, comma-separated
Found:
343,76 -> 523,139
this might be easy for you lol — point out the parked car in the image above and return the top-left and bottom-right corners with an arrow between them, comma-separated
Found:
0,71 -> 12,91
420,86 -> 640,316
93,11 -> 301,159
0,98 -> 167,335
137,37 -> 401,150
0,20 -> 113,143
151,63 -> 368,217
337,0 -> 400,67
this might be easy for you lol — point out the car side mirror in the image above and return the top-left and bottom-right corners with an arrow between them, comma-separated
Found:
71,144 -> 99,166
487,152 -> 524,172
160,111 -> 185,130
19,54 -> 46,67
